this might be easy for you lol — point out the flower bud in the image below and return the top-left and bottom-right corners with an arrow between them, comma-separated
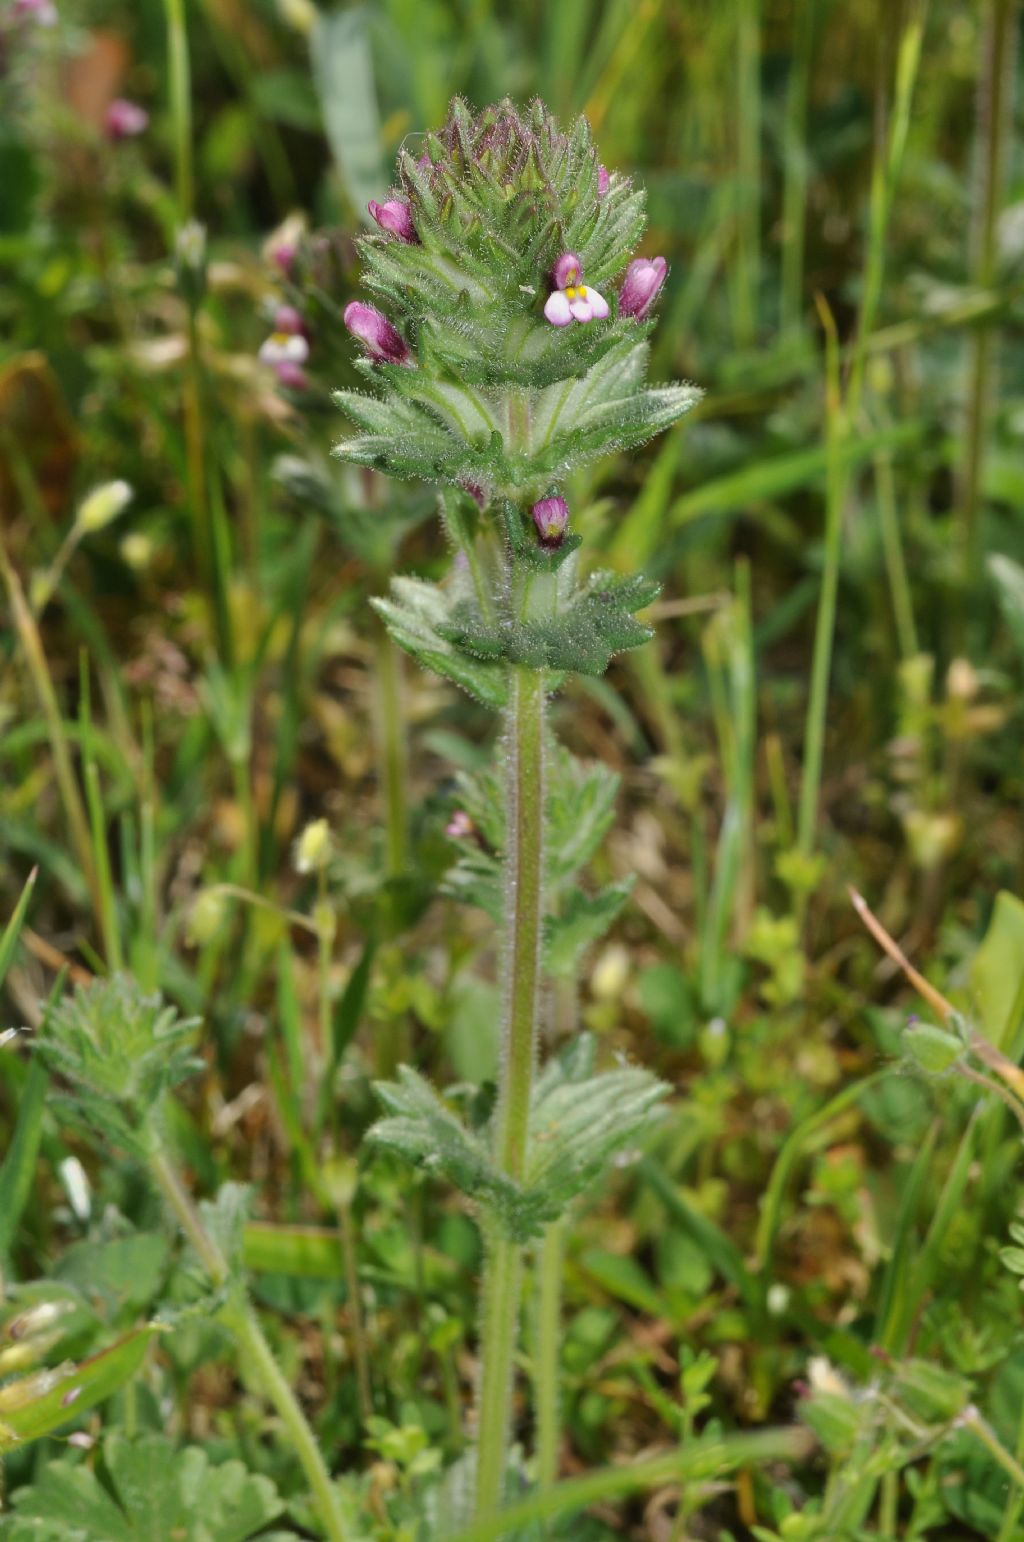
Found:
175,219 -> 207,310
597,165 -> 610,197
368,198 -> 418,243
618,255 -> 667,320
343,301 -> 411,366
76,479 -> 133,534
104,99 -> 149,141
531,495 -> 569,549
188,887 -> 226,945
445,810 -> 474,839
277,0 -> 316,35
294,817 -> 332,874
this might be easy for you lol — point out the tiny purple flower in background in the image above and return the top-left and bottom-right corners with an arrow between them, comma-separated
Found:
12,0 -> 57,24
446,810 -> 475,840
368,198 -> 418,243
343,301 -> 411,366
543,252 -> 609,328
270,240 -> 297,276
618,255 -> 667,320
531,495 -> 569,549
104,99 -> 149,141
272,304 -> 305,337
597,165 -> 610,197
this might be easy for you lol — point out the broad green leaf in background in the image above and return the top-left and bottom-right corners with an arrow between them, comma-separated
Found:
988,553 -> 1024,658
970,891 -> 1024,1050
312,7 -> 385,224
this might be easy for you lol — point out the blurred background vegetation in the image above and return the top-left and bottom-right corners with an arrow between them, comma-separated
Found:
2,0 -> 1024,1536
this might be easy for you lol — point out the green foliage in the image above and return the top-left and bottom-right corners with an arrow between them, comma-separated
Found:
34,978 -> 201,1159
368,1037 -> 666,1242
0,1328 -> 157,1452
1,1433 -> 286,1541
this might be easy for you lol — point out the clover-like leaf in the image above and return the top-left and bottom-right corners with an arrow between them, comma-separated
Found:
1,1433 -> 287,1542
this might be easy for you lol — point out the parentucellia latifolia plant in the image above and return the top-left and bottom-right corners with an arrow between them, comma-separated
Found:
334,97 -> 700,1524
1,97 -> 703,1542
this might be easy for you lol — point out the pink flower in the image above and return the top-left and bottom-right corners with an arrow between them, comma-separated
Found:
597,165 -> 610,197
104,99 -> 149,140
343,301 -> 411,366
259,306 -> 310,387
543,251 -> 609,328
12,0 -> 57,24
368,198 -> 417,243
446,810 -> 475,839
531,496 -> 569,549
618,256 -> 667,320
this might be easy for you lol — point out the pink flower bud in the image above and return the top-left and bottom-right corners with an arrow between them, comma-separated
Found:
459,481 -> 486,508
597,165 -> 610,197
368,198 -> 418,244
343,301 -> 412,366
446,810 -> 475,839
270,241 -> 298,277
531,496 -> 569,550
104,99 -> 149,140
618,256 -> 667,320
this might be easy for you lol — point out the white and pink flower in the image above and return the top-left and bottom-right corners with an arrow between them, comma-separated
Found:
543,252 -> 609,328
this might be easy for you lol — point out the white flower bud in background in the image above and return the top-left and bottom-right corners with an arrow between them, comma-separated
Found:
58,1156 -> 91,1222
75,480 -> 133,535
294,818 -> 332,874
188,887 -> 227,946
277,0 -> 317,36
591,943 -> 630,1001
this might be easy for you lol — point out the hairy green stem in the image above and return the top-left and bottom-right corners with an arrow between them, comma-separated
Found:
475,665 -> 546,1520
374,628 -> 409,877
535,1220 -> 565,1492
958,0 -> 1015,590
148,1147 -> 348,1542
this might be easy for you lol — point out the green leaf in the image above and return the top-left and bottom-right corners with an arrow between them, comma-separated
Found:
543,880 -> 634,976
196,1184 -> 252,1279
0,1326 -> 157,1449
366,1068 -> 545,1242
371,577 -> 509,709
970,891 -> 1024,1049
4,1432 -> 285,1541
311,7 -> 385,224
242,1224 -> 344,1279
988,552 -> 1024,657
903,1023 -> 963,1075
526,1037 -> 668,1213
0,867 -> 37,992
0,1058 -> 48,1260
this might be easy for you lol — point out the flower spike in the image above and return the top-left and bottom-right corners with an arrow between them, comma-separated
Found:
543,252 -> 610,328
